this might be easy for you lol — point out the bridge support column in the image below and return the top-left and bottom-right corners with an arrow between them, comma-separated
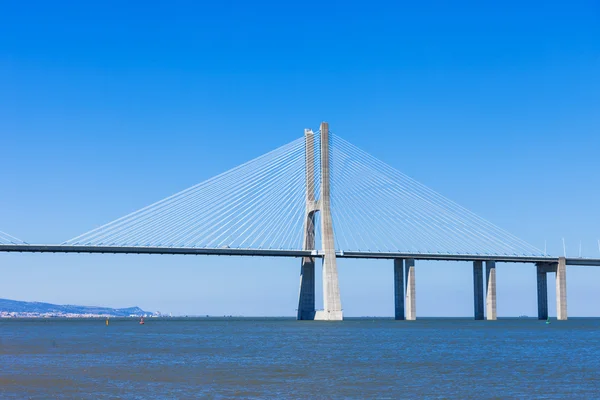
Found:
473,261 -> 484,320
556,257 -> 567,320
297,129 -> 317,320
536,260 -> 567,320
394,259 -> 405,320
405,259 -> 416,320
314,122 -> 343,321
485,261 -> 497,320
298,259 -> 315,320
536,263 -> 549,320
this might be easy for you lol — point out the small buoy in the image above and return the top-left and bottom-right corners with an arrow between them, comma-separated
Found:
106,318 -> 109,326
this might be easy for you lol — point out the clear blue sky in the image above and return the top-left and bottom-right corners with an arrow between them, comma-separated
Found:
1,1 -> 599,316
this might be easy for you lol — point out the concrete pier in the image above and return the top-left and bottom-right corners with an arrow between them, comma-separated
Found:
473,261 -> 484,320
536,263 -> 549,320
485,261 -> 497,320
536,260 -> 567,321
556,257 -> 567,320
315,122 -> 343,321
298,261 -> 315,320
405,259 -> 416,320
394,259 -> 405,320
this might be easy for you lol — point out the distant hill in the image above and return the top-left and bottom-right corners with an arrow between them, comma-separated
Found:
0,298 -> 151,317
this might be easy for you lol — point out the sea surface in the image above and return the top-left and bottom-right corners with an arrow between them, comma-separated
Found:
1,318 -> 599,399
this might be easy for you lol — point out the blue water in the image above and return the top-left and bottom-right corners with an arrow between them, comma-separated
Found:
1,318 -> 599,399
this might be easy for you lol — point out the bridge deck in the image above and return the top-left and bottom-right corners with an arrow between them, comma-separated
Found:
2,244 -> 600,266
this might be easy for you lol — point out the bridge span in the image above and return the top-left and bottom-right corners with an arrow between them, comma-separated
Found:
2,243 -> 599,322
2,243 -> 600,265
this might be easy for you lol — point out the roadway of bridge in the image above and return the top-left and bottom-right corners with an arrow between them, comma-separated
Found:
2,244 -> 600,266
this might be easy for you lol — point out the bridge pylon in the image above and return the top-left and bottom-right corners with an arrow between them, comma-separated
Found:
297,128 -> 317,320
297,122 -> 343,321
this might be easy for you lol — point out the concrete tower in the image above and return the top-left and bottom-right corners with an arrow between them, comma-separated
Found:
297,129 -> 317,320
297,122 -> 343,321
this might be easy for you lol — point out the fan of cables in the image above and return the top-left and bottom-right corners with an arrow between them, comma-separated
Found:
329,134 -> 543,256
64,137 -> 309,250
64,129 -> 543,257
0,231 -> 27,245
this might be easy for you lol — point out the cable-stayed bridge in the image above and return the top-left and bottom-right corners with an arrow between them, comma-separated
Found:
1,122 -> 599,321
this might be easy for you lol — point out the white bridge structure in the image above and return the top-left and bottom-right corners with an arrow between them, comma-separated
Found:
2,122 -> 599,321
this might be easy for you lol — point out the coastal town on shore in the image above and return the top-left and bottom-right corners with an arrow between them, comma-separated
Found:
0,298 -> 161,319
0,311 -> 161,318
